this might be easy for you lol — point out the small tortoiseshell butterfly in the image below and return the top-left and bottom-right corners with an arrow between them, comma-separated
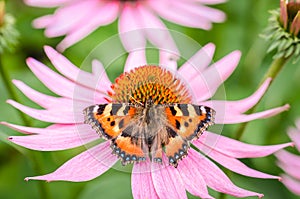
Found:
83,100 -> 215,168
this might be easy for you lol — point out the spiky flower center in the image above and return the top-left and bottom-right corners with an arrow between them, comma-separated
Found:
109,65 -> 192,104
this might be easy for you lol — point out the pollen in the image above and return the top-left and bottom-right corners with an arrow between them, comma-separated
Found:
109,65 -> 192,104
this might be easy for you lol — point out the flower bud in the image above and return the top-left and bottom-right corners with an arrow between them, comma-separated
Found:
262,0 -> 300,61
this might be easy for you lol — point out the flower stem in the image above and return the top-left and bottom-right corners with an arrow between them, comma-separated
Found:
235,56 -> 290,140
0,55 -> 50,199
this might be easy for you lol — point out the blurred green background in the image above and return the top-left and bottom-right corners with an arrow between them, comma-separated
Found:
0,0 -> 300,199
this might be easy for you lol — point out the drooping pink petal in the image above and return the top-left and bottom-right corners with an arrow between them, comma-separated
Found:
151,156 -> 187,199
8,124 -> 98,151
24,0 -> 72,7
204,150 -> 279,179
132,160 -> 159,199
194,131 -> 293,158
276,150 -> 300,168
277,162 -> 300,180
118,4 -> 146,52
25,141 -> 118,182
137,5 -> 179,62
281,174 -> 300,195
0,122 -> 84,135
148,0 -> 214,30
190,51 -> 241,102
7,100 -> 81,124
57,2 -> 119,51
178,156 -> 213,199
26,57 -> 103,103
12,80 -> 76,110
179,43 -> 215,80
124,49 -> 147,72
288,127 -> 300,151
188,149 -> 264,198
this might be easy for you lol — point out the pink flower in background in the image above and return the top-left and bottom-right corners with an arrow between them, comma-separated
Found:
24,0 -> 226,52
276,119 -> 300,196
1,44 -> 292,198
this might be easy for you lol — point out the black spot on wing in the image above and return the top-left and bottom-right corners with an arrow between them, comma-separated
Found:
110,104 -> 123,115
184,122 -> 189,127
166,126 -> 177,138
175,119 -> 181,130
110,121 -> 115,126
178,104 -> 189,116
97,104 -> 107,115
169,106 -> 177,116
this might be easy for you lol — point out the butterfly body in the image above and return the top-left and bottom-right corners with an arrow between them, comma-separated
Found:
84,101 -> 215,167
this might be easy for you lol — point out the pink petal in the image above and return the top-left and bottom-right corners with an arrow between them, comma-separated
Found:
124,49 -> 147,72
159,50 -> 178,72
12,80 -> 75,110
132,160 -> 159,199
137,6 -> 179,61
189,149 -> 264,198
206,78 -> 271,114
118,4 -> 146,52
276,150 -> 300,168
26,57 -> 100,103
217,104 -> 290,124
288,127 -> 300,151
149,0 -> 213,30
91,60 -> 113,94
179,43 -> 215,80
24,0 -> 72,7
33,15 -> 54,29
151,156 -> 187,199
205,150 -> 279,179
281,174 -> 300,195
194,131 -> 293,158
178,156 -> 213,199
168,1 -> 226,23
8,124 -> 98,151
277,162 -> 300,180
57,2 -> 119,51
25,141 -> 118,182
0,122 -> 77,135
44,1 -> 100,37
190,51 -> 241,102
44,46 -> 112,95
7,100 -> 81,124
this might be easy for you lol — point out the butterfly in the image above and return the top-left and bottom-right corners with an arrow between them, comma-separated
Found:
83,100 -> 215,168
